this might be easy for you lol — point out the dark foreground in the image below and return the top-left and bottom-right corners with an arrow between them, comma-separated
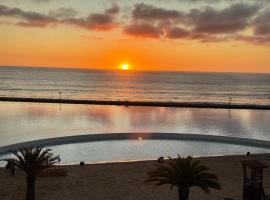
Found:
1,154 -> 270,200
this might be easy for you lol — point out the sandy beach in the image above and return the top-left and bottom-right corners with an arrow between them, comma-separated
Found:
0,154 -> 270,200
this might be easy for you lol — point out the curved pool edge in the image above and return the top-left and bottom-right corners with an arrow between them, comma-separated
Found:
1,133 -> 270,156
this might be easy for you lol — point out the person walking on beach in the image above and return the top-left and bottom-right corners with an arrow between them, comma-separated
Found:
9,160 -> 16,176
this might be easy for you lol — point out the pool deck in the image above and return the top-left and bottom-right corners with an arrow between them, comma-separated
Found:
1,154 -> 270,200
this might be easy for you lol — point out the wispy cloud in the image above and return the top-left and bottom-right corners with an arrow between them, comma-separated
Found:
124,23 -> 163,38
63,13 -> 118,31
0,5 -> 58,27
49,8 -> 78,19
0,4 -> 119,30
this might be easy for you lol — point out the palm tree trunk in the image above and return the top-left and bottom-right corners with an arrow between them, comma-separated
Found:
26,176 -> 36,200
178,187 -> 189,200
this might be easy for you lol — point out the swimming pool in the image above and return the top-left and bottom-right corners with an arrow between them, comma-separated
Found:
0,133 -> 269,165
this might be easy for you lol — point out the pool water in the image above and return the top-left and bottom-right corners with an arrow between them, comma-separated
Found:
0,102 -> 270,164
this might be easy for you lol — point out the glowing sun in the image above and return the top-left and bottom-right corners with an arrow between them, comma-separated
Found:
121,63 -> 129,70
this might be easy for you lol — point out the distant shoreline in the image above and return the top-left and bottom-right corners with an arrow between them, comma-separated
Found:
0,96 -> 270,110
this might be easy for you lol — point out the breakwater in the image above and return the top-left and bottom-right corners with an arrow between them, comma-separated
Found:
0,97 -> 270,110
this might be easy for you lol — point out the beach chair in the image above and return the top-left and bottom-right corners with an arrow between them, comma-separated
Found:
37,167 -> 67,177
47,167 -> 67,177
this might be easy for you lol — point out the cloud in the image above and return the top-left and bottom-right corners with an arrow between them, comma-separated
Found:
124,3 -> 188,39
132,3 -> 183,21
235,34 -> 270,44
166,27 -> 190,38
64,13 -> 117,30
124,23 -> 163,38
124,2 -> 270,45
49,8 -> 78,19
105,3 -> 120,15
189,3 -> 260,34
253,10 -> 270,35
0,2 -> 270,45
16,21 -> 50,27
0,5 -> 58,27
0,4 -> 119,30
62,4 -> 120,30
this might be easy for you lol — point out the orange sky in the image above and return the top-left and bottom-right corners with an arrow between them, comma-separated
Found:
0,0 -> 270,73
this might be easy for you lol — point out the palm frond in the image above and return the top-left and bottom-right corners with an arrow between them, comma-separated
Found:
10,146 -> 58,176
145,155 -> 221,194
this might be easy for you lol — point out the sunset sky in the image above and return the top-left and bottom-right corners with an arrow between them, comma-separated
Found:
0,0 -> 270,72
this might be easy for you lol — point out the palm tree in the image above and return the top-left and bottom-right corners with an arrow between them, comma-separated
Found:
11,146 -> 59,200
145,155 -> 221,200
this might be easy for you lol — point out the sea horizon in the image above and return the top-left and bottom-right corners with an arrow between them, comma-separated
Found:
1,66 -> 270,106
1,65 -> 270,75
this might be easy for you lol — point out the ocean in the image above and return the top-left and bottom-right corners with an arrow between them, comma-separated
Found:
0,66 -> 270,105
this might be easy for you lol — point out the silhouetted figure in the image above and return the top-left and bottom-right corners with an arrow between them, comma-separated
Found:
7,160 -> 16,176
157,157 -> 164,163
228,97 -> 232,117
59,91 -> 62,101
228,97 -> 232,106
80,161 -> 85,166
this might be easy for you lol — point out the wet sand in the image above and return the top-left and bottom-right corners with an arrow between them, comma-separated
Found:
1,154 -> 270,200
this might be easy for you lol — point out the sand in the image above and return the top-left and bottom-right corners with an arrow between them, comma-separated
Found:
1,154 -> 270,200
